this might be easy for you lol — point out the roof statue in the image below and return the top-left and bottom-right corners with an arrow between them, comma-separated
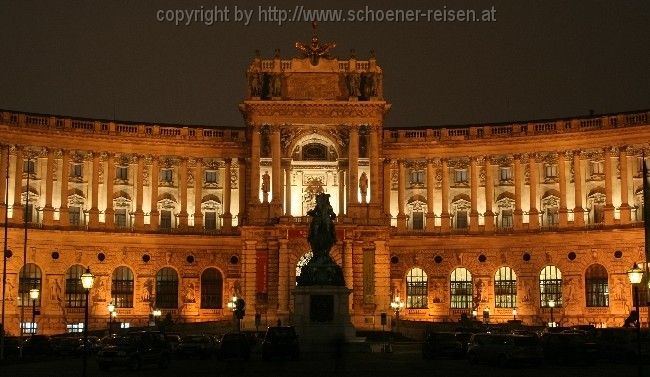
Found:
294,21 -> 336,66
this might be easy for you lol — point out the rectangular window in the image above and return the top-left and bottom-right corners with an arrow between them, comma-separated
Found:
71,163 -> 83,178
454,169 -> 468,184
160,210 -> 172,229
593,205 -> 604,224
450,281 -> 472,309
120,323 -> 130,329
161,168 -> 173,183
116,166 -> 128,181
23,159 -> 35,174
69,206 -> 81,226
586,279 -> 609,307
499,167 -> 512,181
21,322 -> 37,334
406,281 -> 428,308
456,210 -> 468,229
412,212 -> 424,230
115,209 -> 127,228
410,170 -> 424,185
204,211 -> 217,230
204,170 -> 217,184
546,208 -> 559,227
544,164 -> 557,178
66,323 -> 84,333
501,210 -> 513,229
495,280 -> 517,308
591,161 -> 604,175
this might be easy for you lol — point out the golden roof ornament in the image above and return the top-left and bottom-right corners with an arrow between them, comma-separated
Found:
295,21 -> 336,66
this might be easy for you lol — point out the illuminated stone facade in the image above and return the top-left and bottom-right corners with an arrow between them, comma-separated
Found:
1,40 -> 649,335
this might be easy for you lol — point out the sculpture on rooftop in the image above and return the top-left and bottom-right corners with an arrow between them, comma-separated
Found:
295,21 -> 336,66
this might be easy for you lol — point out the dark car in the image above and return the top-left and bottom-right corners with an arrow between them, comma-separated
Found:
177,334 -> 216,359
97,332 -> 171,371
165,333 -> 182,354
217,332 -> 251,360
262,326 -> 300,361
467,333 -> 543,367
422,331 -> 466,359
541,331 -> 599,364
22,335 -> 53,357
51,336 -> 83,357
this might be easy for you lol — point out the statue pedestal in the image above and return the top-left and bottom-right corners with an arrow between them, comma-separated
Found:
292,285 -> 358,351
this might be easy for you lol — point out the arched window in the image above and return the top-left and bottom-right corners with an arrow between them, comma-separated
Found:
65,265 -> 86,307
540,265 -> 562,307
200,268 -> 223,309
111,267 -> 134,308
19,263 -> 42,307
494,267 -> 517,308
406,268 -> 428,309
156,268 -> 178,309
450,267 -> 473,309
585,264 -> 608,307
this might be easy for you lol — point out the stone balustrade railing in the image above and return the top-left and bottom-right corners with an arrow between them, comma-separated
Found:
2,111 -> 246,142
258,59 -> 372,72
384,111 -> 650,142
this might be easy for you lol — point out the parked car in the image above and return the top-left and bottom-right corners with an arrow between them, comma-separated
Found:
594,328 -> 650,363
51,336 -> 83,357
467,333 -> 543,367
216,332 -> 251,360
422,331 -> 466,359
541,331 -> 598,364
177,334 -> 216,359
261,326 -> 300,361
96,332 -> 171,371
165,333 -> 182,354
22,335 -> 53,357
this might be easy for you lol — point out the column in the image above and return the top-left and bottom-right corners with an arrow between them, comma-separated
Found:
425,158 -> 435,231
369,125 -> 380,204
603,148 -> 614,224
150,157 -> 159,228
528,154 -> 539,229
271,126 -> 281,204
88,153 -> 100,227
178,158 -> 188,228
338,169 -> 346,216
250,124 -> 261,204
558,152 -> 568,227
484,157 -> 495,232
42,148 -> 55,225
12,147 -> 23,223
469,157 -> 479,232
396,159 -> 407,230
284,165 -> 292,216
619,146 -> 631,224
382,160 -> 391,218
441,159 -> 451,231
104,153 -> 115,227
58,150 -> 70,226
348,125 -> 359,206
0,145 -> 6,222
134,155 -> 145,229
513,155 -> 523,229
222,158 -> 233,230
193,160 -> 203,229
242,241 -> 258,320
573,151 -> 585,227
238,158 -> 247,224
278,239 -> 289,314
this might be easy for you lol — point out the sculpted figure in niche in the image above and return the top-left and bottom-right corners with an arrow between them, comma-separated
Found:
363,72 -> 377,98
261,171 -> 271,203
270,73 -> 282,98
184,282 -> 196,303
359,172 -> 368,203
346,72 -> 361,98
50,278 -> 62,302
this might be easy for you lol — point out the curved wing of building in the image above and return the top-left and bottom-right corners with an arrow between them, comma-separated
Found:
1,36 -> 649,335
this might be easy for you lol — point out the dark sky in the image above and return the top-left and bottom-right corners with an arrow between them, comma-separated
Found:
0,0 -> 648,128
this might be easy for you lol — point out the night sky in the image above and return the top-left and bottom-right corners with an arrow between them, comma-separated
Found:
0,0 -> 648,128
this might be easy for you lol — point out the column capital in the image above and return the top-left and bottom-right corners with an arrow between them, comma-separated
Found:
224,157 -> 233,165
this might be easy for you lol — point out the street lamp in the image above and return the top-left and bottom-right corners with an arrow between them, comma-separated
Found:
390,296 -> 405,336
80,267 -> 95,377
471,309 -> 477,320
152,308 -> 162,323
29,288 -> 39,335
628,262 -> 644,377
227,296 -> 237,331
482,307 -> 490,324
548,299 -> 556,327
512,308 -> 517,321
107,302 -> 115,334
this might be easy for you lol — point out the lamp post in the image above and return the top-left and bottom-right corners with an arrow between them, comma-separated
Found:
471,309 -> 477,320
512,308 -> 517,321
29,288 -> 39,335
152,308 -> 161,327
628,262 -> 644,377
548,299 -> 556,327
107,302 -> 115,334
390,296 -> 405,337
227,296 -> 237,331
80,267 -> 95,377
482,307 -> 490,324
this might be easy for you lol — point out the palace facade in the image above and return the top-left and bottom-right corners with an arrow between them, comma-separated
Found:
1,37 -> 649,335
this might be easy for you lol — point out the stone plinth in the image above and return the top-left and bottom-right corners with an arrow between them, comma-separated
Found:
292,285 -> 357,351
